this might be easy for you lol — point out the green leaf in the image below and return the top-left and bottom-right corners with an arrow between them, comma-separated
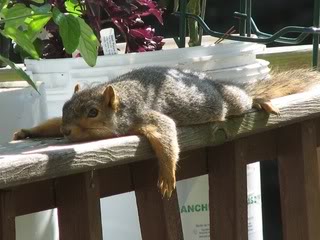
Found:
0,0 -> 9,11
30,3 -> 51,14
26,14 -> 52,41
58,14 -> 80,54
77,18 -> 99,67
65,0 -> 82,15
53,8 -> 81,53
52,7 -> 64,25
1,28 -> 39,59
31,0 -> 45,4
2,3 -> 33,28
0,54 -> 39,93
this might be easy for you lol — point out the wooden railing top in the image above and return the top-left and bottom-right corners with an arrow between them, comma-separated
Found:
1,88 -> 320,190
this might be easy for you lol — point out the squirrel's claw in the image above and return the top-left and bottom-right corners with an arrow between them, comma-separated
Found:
13,129 -> 30,140
253,99 -> 280,116
158,172 -> 176,199
263,103 -> 280,116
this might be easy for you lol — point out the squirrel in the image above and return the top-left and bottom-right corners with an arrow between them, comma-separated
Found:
13,66 -> 320,198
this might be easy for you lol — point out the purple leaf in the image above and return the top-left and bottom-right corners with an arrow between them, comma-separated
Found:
129,27 -> 154,39
148,8 -> 163,25
43,0 -> 164,59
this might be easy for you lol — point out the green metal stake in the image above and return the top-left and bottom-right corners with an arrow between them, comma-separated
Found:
246,0 -> 252,37
198,0 -> 207,45
187,0 -> 201,46
179,0 -> 187,48
239,0 -> 247,36
313,0 -> 320,68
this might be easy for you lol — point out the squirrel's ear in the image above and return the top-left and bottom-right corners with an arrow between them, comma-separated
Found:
103,85 -> 119,112
74,84 -> 80,94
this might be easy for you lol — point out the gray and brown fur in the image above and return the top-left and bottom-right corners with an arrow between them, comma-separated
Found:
13,67 -> 320,198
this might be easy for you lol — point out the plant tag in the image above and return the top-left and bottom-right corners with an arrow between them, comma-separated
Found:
100,28 -> 118,55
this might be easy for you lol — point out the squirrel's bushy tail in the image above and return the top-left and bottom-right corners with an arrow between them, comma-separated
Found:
244,69 -> 320,100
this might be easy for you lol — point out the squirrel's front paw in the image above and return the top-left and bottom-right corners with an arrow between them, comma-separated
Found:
158,169 -> 176,199
13,129 -> 30,140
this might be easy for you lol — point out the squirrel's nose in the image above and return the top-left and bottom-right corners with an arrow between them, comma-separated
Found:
61,127 -> 72,136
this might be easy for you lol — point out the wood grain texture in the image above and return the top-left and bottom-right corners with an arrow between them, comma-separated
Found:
278,121 -> 320,240
98,165 -> 133,198
208,141 -> 248,240
56,172 -> 103,240
15,179 -> 55,216
1,89 -> 320,188
132,160 -> 183,240
176,149 -> 207,181
0,190 -> 15,240
239,130 -> 277,163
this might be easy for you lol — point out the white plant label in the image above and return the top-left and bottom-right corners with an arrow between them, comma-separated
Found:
100,28 -> 118,55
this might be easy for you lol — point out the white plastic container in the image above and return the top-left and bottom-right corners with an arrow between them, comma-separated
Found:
0,82 -> 47,143
0,81 -> 59,240
25,40 -> 269,118
24,40 -> 266,239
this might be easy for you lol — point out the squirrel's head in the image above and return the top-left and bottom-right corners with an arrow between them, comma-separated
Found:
60,84 -> 120,142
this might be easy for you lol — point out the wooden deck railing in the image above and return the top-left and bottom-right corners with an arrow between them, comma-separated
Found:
1,88 -> 320,240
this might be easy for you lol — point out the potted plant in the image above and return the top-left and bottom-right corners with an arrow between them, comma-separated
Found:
1,0 -> 269,95
1,1 -> 268,239
0,0 -> 165,88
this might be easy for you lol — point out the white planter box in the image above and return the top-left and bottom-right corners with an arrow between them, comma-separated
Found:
0,81 -> 59,240
0,82 -> 47,143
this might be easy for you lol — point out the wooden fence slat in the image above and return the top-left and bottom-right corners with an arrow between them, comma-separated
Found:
15,180 -> 55,216
98,165 -> 133,198
208,141 -> 248,240
278,121 -> 320,240
176,149 -> 207,181
241,130 -> 277,163
56,172 -> 103,240
0,190 -> 15,240
132,160 -> 183,240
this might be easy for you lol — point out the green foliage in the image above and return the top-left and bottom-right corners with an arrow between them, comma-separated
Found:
26,14 -> 52,41
77,18 -> 99,67
30,3 -> 51,14
52,6 -> 64,25
65,0 -> 83,16
52,7 -> 98,63
0,54 -> 39,92
0,0 -> 9,12
0,0 -> 99,90
1,3 -> 32,28
1,28 -> 39,59
30,0 -> 45,3
56,12 -> 81,54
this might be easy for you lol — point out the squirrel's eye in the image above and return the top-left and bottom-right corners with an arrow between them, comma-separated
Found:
87,108 -> 99,118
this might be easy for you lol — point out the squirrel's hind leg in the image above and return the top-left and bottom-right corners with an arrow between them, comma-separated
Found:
252,98 -> 280,115
13,117 -> 63,140
135,111 -> 179,199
